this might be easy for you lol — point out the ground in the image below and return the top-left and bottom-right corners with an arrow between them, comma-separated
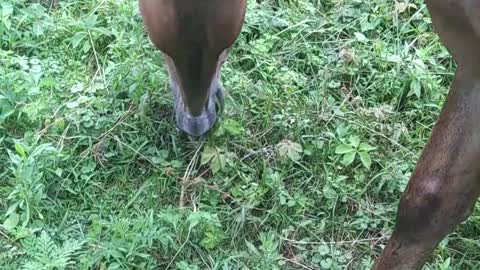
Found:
0,0 -> 478,269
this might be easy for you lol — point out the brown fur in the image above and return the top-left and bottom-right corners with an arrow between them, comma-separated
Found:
139,0 -> 246,115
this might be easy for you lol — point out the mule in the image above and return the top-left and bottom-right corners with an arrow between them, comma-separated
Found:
138,0 -> 480,269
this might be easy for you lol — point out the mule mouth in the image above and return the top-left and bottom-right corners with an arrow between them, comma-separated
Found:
174,87 -> 224,137
214,86 -> 225,114
177,110 -> 216,137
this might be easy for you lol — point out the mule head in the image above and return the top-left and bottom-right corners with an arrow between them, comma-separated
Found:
139,0 -> 247,136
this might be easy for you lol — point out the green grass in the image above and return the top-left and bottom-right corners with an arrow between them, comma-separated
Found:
1,0 -> 479,269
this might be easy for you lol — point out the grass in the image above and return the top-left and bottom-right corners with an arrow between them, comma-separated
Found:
1,0 -> 479,269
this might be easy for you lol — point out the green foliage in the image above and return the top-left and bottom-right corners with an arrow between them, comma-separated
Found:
276,139 -> 303,162
201,146 -> 228,174
21,231 -> 83,270
0,0 -> 477,269
5,140 -> 60,229
335,135 -> 376,169
245,231 -> 282,270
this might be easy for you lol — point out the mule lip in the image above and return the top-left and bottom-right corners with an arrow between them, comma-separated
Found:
172,87 -> 224,137
176,110 -> 216,137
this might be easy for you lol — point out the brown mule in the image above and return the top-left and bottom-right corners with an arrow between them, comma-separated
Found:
139,0 -> 480,269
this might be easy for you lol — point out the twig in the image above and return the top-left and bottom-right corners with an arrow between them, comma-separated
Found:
113,137 -> 163,171
165,227 -> 192,270
284,258 -> 318,270
96,104 -> 135,143
88,29 -> 107,93
0,229 -> 17,246
280,236 -> 386,245
179,140 -> 205,208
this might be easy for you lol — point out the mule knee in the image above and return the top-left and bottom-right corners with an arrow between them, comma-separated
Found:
373,179 -> 474,268
394,177 -> 475,246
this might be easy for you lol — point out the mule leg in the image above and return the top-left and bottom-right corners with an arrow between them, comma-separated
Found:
373,0 -> 480,268
373,69 -> 480,270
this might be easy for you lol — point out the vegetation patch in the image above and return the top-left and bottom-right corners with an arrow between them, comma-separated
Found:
1,0 -> 477,269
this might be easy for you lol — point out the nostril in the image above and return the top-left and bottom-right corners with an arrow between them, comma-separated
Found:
215,87 -> 225,113
215,98 -> 221,113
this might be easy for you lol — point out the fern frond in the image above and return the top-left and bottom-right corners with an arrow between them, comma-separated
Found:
21,231 -> 84,270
